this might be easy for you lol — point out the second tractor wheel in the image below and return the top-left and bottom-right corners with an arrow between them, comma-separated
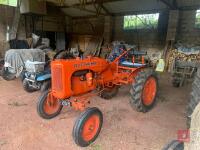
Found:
23,79 -> 36,92
130,69 -> 158,112
73,107 -> 103,147
99,85 -> 119,100
37,90 -> 63,119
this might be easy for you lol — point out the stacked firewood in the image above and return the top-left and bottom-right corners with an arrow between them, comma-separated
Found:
166,49 -> 200,72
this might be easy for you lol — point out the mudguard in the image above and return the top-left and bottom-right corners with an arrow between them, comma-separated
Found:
37,73 -> 51,81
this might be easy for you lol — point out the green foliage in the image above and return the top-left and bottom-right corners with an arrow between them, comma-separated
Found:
195,10 -> 200,28
0,0 -> 17,7
124,13 -> 159,30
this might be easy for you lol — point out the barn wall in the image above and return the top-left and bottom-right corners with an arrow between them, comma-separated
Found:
0,4 -> 66,58
71,17 -> 105,36
177,10 -> 200,45
70,11 -> 169,50
0,5 -> 14,58
112,11 -> 169,49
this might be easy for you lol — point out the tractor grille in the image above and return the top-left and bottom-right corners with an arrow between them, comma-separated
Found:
52,65 -> 63,92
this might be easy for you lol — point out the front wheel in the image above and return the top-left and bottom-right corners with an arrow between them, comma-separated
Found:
37,90 -> 63,119
130,69 -> 158,112
73,107 -> 103,147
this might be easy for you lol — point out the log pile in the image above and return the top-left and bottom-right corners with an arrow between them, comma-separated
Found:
166,49 -> 200,72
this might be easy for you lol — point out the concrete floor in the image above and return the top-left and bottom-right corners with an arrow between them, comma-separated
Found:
0,73 -> 190,150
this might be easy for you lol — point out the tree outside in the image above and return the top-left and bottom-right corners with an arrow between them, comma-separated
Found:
124,13 -> 159,30
0,0 -> 17,7
195,10 -> 200,28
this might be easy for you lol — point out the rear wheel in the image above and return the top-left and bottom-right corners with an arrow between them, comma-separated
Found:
37,90 -> 63,119
130,69 -> 158,112
99,85 -> 119,100
73,107 -> 103,147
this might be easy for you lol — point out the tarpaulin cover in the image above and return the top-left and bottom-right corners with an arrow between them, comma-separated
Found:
4,49 -> 45,76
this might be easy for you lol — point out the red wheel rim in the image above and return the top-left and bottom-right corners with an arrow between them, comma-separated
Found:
43,92 -> 60,115
142,77 -> 157,106
82,114 -> 100,142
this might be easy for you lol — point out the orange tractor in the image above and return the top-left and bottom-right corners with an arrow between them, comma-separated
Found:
37,45 -> 158,147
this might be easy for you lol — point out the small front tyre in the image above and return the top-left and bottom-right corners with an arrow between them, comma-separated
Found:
73,107 -> 103,147
37,90 -> 63,119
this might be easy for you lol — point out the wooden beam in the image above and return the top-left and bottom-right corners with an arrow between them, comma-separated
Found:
179,5 -> 200,11
58,0 -> 123,8
112,8 -> 168,16
160,0 -> 177,9
71,8 -> 168,19
172,0 -> 178,9
72,14 -> 106,19
100,3 -> 112,15
72,5 -> 105,15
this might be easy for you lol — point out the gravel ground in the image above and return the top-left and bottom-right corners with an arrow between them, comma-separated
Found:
0,73 -> 190,150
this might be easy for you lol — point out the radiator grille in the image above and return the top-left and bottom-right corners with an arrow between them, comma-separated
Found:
52,65 -> 63,92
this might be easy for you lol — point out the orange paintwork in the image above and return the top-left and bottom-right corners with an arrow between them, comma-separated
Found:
51,50 -> 145,111
142,77 -> 157,106
51,57 -> 115,99
82,114 -> 100,142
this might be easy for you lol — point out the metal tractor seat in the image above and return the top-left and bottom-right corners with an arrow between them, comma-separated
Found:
120,49 -> 147,68
120,61 -> 146,68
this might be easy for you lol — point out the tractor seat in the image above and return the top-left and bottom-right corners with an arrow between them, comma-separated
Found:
120,61 -> 146,68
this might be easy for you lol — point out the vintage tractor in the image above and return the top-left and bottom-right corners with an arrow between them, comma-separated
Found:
37,45 -> 158,147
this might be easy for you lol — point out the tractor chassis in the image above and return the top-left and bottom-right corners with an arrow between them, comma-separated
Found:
59,65 -> 143,111
37,48 -> 158,147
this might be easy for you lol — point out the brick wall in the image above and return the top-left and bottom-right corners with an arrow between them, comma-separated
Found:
177,10 -> 200,45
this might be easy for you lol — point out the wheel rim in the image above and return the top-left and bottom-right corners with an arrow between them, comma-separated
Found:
82,114 -> 100,142
43,92 -> 61,115
142,77 -> 157,106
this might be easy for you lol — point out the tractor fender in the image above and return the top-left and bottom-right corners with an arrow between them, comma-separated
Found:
36,74 -> 51,81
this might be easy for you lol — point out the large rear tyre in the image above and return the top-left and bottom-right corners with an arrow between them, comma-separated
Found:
162,140 -> 184,150
99,85 -> 119,100
130,69 -> 158,112
73,107 -> 103,147
186,68 -> 200,128
37,90 -> 63,119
